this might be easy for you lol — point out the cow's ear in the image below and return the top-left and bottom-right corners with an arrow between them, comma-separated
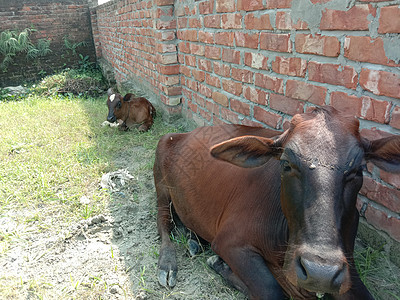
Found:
363,135 -> 400,173
210,135 -> 279,168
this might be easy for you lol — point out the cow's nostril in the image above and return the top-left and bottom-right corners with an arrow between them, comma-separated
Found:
107,115 -> 116,123
296,257 -> 307,281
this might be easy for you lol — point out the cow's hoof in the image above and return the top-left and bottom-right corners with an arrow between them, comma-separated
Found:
158,246 -> 177,288
207,255 -> 229,273
158,269 -> 177,288
188,239 -> 201,256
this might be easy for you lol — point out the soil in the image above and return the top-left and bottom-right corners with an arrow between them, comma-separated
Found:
0,144 -> 244,300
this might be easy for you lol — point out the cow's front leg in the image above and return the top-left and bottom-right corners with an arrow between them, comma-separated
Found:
210,247 -> 286,299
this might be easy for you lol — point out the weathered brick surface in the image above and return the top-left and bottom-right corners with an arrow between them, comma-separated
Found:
88,0 -> 400,245
320,4 -> 376,31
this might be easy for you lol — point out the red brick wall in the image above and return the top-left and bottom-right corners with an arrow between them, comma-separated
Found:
0,0 -> 95,87
92,0 -> 400,247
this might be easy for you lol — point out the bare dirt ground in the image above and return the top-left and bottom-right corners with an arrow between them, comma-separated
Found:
1,124 -> 399,300
0,142 -> 245,300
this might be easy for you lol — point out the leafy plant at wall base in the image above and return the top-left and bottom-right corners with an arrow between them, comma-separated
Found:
63,36 -> 88,56
0,28 -> 51,72
78,54 -> 95,72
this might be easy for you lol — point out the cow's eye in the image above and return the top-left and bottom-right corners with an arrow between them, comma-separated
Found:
117,101 -> 122,108
281,160 -> 292,173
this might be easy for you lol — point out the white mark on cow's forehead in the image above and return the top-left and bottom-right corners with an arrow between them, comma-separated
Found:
110,94 -> 116,102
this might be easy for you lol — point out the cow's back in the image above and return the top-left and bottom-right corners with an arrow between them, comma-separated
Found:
154,125 -> 285,248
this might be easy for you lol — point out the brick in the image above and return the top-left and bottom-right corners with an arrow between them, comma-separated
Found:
390,106 -> 400,130
199,31 -> 214,43
157,53 -> 178,65
180,65 -> 191,77
189,18 -> 201,28
159,64 -> 180,75
183,30 -> 198,42
215,32 -> 234,46
295,34 -> 340,57
255,73 -> 284,94
254,106 -> 282,128
199,83 -> 212,97
185,79 -> 199,92
155,0 -> 174,5
275,11 -> 308,30
216,0 -> 236,12
320,4 -> 376,31
286,80 -> 327,106
222,48 -> 241,64
161,94 -> 181,106
163,85 -> 182,96
270,94 -> 305,116
204,15 -> 221,28
308,62 -> 357,89
205,46 -> 221,60
198,58 -> 212,72
156,7 -> 174,18
159,75 -> 180,86
156,31 -> 175,41
360,97 -> 392,124
232,68 -> 253,83
199,0 -> 214,15
212,91 -> 229,106
222,13 -> 243,29
330,91 -> 391,123
235,32 -> 259,49
379,6 -> 400,33
364,204 -> 400,242
238,0 -> 263,11
260,33 -> 291,53
199,107 -> 212,122
190,43 -> 205,56
271,56 -> 307,77
214,62 -> 231,77
231,98 -> 250,116
192,69 -> 205,82
221,107 -> 240,123
266,0 -> 292,8
245,13 -> 273,30
156,20 -> 176,30
344,36 -> 399,66
243,86 -> 269,105
244,52 -> 268,70
185,55 -> 196,67
206,100 -> 220,114
359,69 -> 400,99
380,169 -> 400,190
222,79 -> 243,96
206,74 -> 221,87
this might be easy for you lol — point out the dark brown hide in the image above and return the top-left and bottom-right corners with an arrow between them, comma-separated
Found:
154,106 -> 400,299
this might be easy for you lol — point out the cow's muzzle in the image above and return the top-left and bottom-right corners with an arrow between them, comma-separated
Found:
295,254 -> 349,294
285,247 -> 351,295
107,115 -> 116,123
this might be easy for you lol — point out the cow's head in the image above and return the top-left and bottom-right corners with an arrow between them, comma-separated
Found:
106,88 -> 123,123
210,106 -> 400,295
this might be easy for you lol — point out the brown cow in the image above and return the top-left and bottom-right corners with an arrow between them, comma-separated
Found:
154,106 -> 400,299
106,88 -> 156,132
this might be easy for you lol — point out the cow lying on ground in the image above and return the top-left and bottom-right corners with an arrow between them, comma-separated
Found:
154,106 -> 400,299
106,88 -> 156,132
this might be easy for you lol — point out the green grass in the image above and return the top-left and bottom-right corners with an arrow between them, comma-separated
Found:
0,94 -> 178,251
